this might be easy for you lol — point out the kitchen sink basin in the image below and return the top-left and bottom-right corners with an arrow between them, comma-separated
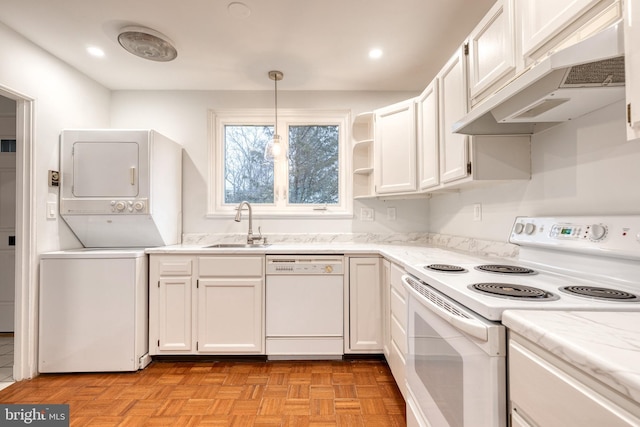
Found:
205,243 -> 271,248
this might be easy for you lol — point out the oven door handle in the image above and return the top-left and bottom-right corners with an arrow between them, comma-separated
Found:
404,276 -> 489,341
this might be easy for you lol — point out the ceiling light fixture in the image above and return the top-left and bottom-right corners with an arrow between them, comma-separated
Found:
117,26 -> 177,62
264,70 -> 284,162
87,46 -> 105,58
369,48 -> 383,59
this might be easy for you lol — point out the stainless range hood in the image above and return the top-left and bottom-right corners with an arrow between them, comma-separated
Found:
453,20 -> 625,135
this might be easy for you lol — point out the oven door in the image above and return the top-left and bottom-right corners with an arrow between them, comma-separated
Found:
403,275 -> 507,427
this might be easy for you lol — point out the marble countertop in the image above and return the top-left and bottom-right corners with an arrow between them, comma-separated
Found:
503,310 -> 640,405
144,242 -> 501,272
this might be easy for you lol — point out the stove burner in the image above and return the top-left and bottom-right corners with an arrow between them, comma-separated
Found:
475,264 -> 536,275
560,286 -> 640,302
424,264 -> 468,273
469,283 -> 556,300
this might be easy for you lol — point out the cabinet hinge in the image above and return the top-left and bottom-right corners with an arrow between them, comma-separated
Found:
464,42 -> 469,55
467,161 -> 472,174
628,103 -> 632,125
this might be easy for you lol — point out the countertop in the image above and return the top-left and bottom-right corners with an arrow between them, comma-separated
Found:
503,310 -> 640,405
144,242 -> 500,272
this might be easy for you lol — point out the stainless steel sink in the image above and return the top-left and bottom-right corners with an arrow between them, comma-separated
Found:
205,243 -> 271,248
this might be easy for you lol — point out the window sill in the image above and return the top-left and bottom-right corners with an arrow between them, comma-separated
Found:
206,210 -> 354,219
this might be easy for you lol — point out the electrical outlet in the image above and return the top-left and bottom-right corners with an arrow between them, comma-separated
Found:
387,207 -> 397,221
48,170 -> 60,187
361,208 -> 374,221
473,203 -> 482,221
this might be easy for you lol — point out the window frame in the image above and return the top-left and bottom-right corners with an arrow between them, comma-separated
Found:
208,109 -> 352,218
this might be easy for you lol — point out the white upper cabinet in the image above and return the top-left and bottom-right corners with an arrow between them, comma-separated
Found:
416,79 -> 440,190
374,99 -> 417,194
518,0 -> 622,67
467,0 -> 516,105
352,112 -> 376,198
625,0 -> 640,140
438,45 -> 470,184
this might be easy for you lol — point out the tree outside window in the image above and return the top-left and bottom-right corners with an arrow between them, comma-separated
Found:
210,109 -> 350,216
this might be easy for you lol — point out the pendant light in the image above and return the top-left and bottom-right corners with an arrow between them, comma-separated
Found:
264,70 -> 284,161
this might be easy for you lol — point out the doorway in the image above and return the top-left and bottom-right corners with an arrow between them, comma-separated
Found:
0,85 -> 35,382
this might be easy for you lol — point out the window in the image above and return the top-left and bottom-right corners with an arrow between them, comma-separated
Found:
209,109 -> 351,216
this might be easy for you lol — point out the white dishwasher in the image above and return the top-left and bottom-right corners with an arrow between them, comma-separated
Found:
265,255 -> 344,359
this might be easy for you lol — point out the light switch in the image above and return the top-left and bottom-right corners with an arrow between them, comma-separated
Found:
473,203 -> 482,221
47,201 -> 57,219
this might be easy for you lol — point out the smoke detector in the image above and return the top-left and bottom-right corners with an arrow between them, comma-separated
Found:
117,26 -> 177,62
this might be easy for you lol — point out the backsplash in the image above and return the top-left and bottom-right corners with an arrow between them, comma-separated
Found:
182,232 -> 519,258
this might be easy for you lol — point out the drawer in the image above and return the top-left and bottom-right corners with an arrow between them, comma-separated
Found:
390,263 -> 406,294
390,286 -> 407,330
157,257 -> 193,276
391,314 -> 407,354
199,256 -> 263,277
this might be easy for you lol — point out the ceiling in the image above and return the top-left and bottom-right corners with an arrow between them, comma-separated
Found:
0,0 -> 495,91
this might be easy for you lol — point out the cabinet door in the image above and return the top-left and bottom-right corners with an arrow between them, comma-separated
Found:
381,259 -> 391,358
518,0 -> 600,59
348,257 -> 382,352
416,80 -> 440,190
374,99 -> 417,194
438,46 -> 470,183
197,278 -> 264,353
156,277 -> 193,353
468,0 -> 516,102
625,0 -> 640,140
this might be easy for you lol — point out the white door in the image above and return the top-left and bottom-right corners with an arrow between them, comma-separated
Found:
72,141 -> 139,197
0,150 -> 15,332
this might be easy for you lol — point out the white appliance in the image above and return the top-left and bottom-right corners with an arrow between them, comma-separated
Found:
403,215 -> 640,427
265,255 -> 344,358
39,248 -> 150,373
60,129 -> 182,248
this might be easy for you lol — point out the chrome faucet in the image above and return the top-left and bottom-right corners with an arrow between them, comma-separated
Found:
234,201 -> 265,245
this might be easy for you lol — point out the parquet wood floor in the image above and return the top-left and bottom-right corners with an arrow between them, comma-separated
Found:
0,358 -> 406,426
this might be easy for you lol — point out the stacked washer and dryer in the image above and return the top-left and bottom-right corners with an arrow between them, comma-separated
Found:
38,130 -> 182,373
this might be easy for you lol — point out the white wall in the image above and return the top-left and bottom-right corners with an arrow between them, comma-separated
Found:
428,101 -> 640,242
0,22 -> 111,252
110,90 -> 431,236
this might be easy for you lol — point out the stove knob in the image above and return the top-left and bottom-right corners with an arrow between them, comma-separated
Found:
589,224 -> 608,241
133,201 -> 145,212
524,223 -> 536,235
114,201 -> 126,212
514,223 -> 525,234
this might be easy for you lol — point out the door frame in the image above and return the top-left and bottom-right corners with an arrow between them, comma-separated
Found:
1,84 -> 36,381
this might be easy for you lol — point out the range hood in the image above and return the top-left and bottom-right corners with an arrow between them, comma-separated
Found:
453,20 -> 625,135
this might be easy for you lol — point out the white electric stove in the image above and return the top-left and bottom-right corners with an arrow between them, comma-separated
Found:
403,215 -> 640,427
405,215 -> 640,321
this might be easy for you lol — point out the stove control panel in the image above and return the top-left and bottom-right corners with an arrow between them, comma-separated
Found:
510,216 -> 640,260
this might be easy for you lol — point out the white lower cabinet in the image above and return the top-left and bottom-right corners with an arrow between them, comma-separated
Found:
149,254 -> 265,355
150,256 -> 194,354
509,332 -> 640,426
388,262 -> 407,398
347,256 -> 383,353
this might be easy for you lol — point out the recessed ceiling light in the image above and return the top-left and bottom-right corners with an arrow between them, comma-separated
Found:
87,46 -> 105,58
369,48 -> 383,59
